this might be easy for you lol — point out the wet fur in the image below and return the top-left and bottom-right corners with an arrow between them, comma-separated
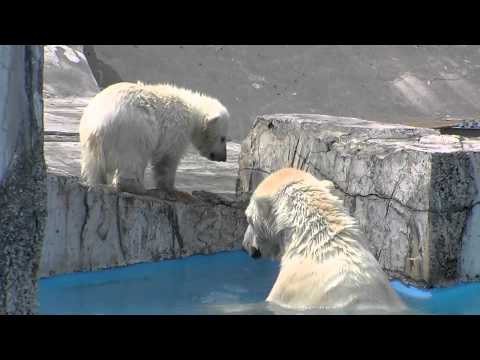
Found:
243,168 -> 407,312
79,82 -> 229,194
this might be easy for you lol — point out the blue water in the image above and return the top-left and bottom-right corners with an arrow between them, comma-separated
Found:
391,280 -> 480,315
38,251 -> 480,315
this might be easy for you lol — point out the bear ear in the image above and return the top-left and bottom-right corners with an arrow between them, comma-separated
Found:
254,196 -> 271,218
208,115 -> 221,125
205,115 -> 220,130
318,180 -> 335,192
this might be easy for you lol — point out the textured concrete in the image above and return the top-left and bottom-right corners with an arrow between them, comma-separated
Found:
85,45 -> 480,141
44,45 -> 99,98
237,114 -> 480,286
40,175 -> 248,278
0,46 -> 46,314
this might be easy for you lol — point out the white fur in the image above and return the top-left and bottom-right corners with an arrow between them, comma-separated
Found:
79,82 -> 229,194
243,168 -> 407,313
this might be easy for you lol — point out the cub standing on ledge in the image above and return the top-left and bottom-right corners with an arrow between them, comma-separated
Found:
242,168 -> 407,313
79,82 -> 229,195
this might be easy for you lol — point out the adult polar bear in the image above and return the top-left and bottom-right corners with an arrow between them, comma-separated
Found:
242,168 -> 407,313
79,82 -> 229,195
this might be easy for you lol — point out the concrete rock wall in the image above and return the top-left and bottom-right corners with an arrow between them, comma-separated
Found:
0,45 -> 46,314
40,175 -> 248,278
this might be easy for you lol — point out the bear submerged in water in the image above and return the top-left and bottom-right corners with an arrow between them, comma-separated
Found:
242,168 -> 407,313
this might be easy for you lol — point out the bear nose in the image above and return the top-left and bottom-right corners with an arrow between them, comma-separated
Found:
251,246 -> 261,259
210,153 -> 227,162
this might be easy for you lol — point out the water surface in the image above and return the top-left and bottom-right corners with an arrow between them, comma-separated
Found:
38,251 -> 480,315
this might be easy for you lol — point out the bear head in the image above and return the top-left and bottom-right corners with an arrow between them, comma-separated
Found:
192,110 -> 229,162
242,168 -> 339,261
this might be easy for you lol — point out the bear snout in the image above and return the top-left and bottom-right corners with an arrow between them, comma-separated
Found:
210,152 -> 227,162
242,243 -> 261,259
250,246 -> 261,259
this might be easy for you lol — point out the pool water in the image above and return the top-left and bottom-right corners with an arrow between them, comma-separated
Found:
391,280 -> 480,315
38,251 -> 480,315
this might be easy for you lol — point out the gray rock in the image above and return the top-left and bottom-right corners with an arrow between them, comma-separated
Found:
44,45 -> 99,99
0,46 -> 46,314
451,118 -> 480,129
237,114 -> 480,286
40,175 -> 247,278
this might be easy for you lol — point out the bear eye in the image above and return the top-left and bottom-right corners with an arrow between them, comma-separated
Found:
220,136 -> 226,143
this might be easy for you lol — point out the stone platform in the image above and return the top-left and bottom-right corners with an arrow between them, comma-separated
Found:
40,175 -> 248,278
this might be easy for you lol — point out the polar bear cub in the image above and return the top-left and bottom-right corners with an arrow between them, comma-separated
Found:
79,82 -> 229,194
242,168 -> 407,313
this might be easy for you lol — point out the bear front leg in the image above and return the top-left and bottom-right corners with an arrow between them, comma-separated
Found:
151,153 -> 180,192
150,154 -> 193,200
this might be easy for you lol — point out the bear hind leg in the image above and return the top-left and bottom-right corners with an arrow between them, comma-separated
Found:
80,149 -> 107,185
112,174 -> 147,195
112,160 -> 148,195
